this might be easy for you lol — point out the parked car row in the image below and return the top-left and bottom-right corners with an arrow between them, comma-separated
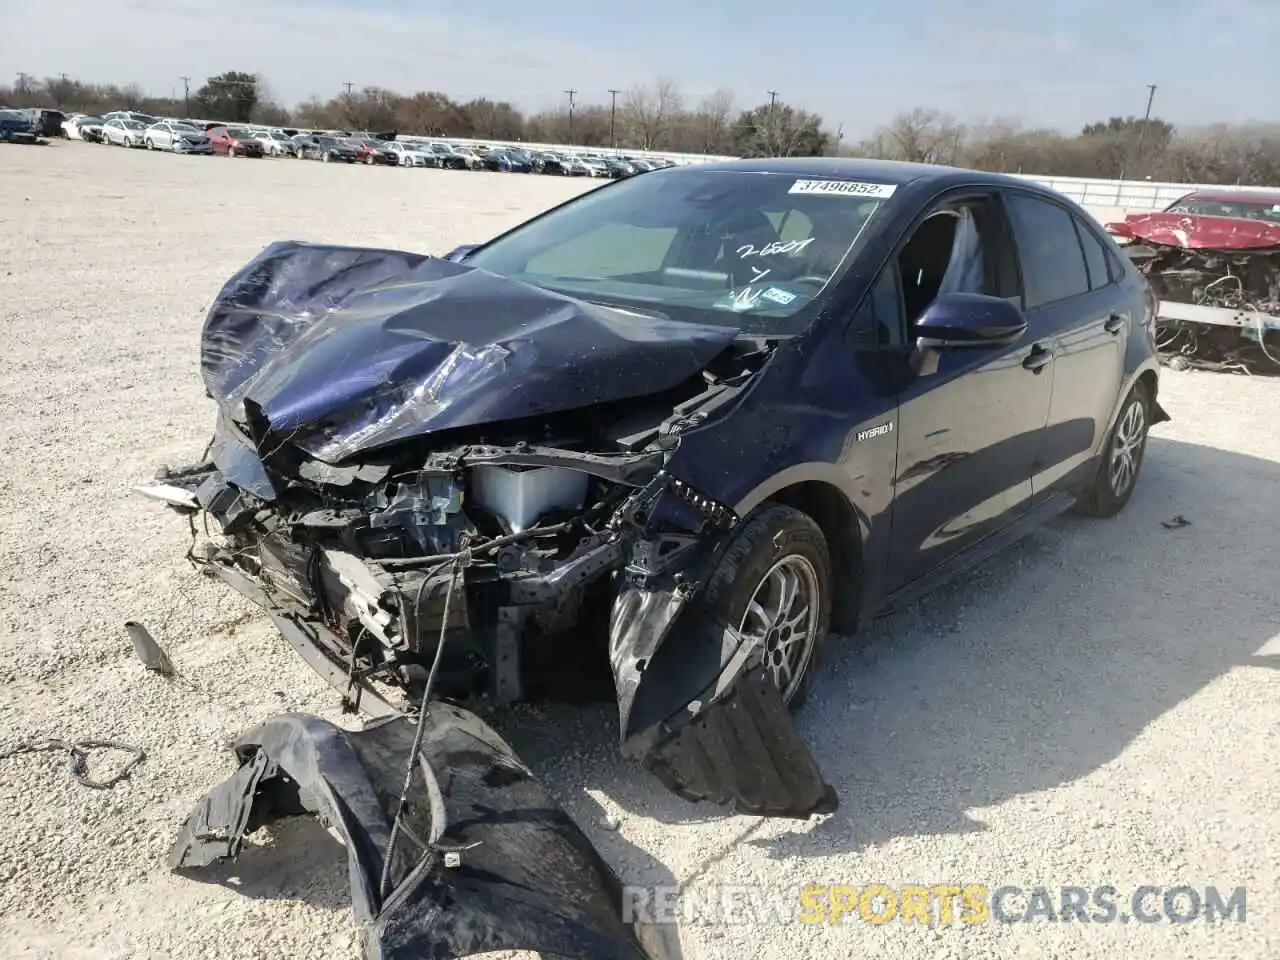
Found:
53,110 -> 682,176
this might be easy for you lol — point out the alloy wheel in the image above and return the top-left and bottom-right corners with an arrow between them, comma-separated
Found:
1109,397 -> 1147,498
736,555 -> 820,703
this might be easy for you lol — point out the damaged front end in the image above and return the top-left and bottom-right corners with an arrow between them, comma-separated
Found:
1110,213 -> 1280,372
143,240 -> 836,827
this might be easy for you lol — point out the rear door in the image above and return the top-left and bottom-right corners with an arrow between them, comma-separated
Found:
885,190 -> 1054,588
1001,191 -> 1128,497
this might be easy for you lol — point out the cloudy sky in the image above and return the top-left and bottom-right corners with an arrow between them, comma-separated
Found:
2,0 -> 1276,136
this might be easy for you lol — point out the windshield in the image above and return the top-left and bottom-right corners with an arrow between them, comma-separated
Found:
317,137 -> 342,147
464,169 -> 891,334
122,120 -> 144,130
1166,195 -> 1280,223
226,128 -> 251,139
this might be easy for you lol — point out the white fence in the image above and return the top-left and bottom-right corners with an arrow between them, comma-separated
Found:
1008,174 -> 1279,212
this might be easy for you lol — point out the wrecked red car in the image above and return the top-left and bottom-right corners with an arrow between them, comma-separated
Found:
1106,190 -> 1280,371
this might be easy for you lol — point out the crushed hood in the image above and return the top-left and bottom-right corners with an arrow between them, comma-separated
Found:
203,241 -> 740,463
1121,212 -> 1280,250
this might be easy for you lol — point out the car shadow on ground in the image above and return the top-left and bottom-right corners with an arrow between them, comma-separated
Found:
497,435 -> 1280,868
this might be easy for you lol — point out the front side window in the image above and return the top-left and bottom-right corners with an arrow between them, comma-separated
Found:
1005,193 -> 1091,308
464,170 -> 892,334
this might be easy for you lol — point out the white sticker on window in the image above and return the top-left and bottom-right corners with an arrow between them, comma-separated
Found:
761,287 -> 797,306
788,179 -> 897,198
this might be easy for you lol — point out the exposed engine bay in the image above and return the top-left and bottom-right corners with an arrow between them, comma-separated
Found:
149,355 -> 752,714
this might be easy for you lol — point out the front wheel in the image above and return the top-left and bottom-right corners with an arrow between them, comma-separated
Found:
1077,380 -> 1152,518
699,504 -> 832,711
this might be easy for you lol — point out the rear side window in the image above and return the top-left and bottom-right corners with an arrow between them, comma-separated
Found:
1005,193 -> 1091,308
1074,217 -> 1115,291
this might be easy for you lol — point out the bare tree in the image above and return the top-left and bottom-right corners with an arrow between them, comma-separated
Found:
873,108 -> 963,164
622,77 -> 684,150
688,88 -> 734,155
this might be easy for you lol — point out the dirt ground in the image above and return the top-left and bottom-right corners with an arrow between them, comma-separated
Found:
1,142 -> 1277,960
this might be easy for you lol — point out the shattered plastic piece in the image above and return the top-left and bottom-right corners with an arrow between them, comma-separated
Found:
125,621 -> 176,677
168,709 -> 656,959
1161,515 -> 1191,529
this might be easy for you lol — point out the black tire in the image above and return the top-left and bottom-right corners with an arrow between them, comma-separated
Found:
1078,379 -> 1152,518
698,503 -> 831,712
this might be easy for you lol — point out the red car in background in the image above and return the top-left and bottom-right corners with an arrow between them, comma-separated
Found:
345,138 -> 399,166
204,124 -> 265,158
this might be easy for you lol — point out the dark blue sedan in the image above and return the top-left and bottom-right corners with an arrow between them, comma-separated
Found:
143,157 -> 1167,826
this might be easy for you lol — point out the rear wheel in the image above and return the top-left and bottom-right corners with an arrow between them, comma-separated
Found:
699,504 -> 832,711
1078,380 -> 1152,518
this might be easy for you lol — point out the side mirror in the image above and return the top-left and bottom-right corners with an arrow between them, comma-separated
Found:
912,292 -> 1027,350
442,243 -> 481,262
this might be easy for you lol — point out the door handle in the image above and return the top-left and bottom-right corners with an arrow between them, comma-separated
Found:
1104,312 -> 1127,334
1022,344 -> 1054,372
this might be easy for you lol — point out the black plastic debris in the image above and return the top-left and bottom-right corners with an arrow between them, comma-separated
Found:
168,709 -> 657,959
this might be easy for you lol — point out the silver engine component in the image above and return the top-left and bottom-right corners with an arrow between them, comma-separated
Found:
470,465 -> 589,533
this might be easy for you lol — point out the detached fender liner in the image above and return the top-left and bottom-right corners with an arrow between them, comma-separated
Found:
168,710 -> 653,959
643,666 -> 838,819
611,587 -> 837,820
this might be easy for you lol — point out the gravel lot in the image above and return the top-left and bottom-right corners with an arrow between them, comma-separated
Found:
1,142 -> 1277,960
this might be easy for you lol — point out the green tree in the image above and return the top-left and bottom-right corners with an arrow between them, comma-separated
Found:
731,102 -> 827,157
194,71 -> 259,122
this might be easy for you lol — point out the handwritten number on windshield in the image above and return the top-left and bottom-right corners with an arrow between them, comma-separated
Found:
737,237 -> 815,259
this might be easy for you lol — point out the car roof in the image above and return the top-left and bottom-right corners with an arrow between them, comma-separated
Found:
1176,189 -> 1280,205
673,156 -> 1040,191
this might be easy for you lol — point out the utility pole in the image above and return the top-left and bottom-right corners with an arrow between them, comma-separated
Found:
15,72 -> 31,94
608,88 -> 621,151
834,123 -> 844,157
1132,83 -> 1158,174
180,76 -> 191,116
565,88 -> 577,144
343,81 -> 354,95
765,90 -> 780,155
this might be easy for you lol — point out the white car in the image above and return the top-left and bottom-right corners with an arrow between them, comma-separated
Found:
254,130 -> 297,157
144,121 -> 213,154
443,143 -> 482,169
579,156 -> 610,177
102,117 -> 148,147
63,114 -> 106,141
382,141 -> 437,167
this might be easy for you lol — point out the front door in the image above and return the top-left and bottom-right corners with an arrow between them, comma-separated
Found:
885,191 -> 1054,589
